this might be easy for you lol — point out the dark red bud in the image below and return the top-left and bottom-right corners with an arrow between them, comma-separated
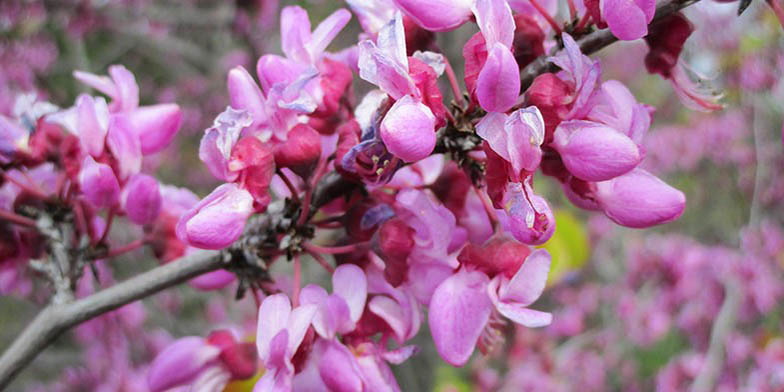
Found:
274,124 -> 321,179
512,14 -> 546,70
403,15 -> 436,55
378,218 -> 415,261
644,13 -> 693,79
458,238 -> 531,278
525,73 -> 572,142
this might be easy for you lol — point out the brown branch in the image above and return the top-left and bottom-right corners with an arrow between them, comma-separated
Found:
520,0 -> 702,91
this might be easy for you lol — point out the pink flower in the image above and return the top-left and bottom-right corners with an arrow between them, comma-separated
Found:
429,246 -> 552,366
148,330 -> 257,392
78,156 -> 120,209
551,120 -> 642,182
594,168 -> 686,228
299,264 -> 368,339
585,0 -> 655,41
358,12 -> 444,162
121,173 -> 161,225
254,293 -> 317,391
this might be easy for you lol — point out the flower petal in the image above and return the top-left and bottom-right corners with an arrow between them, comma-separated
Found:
380,95 -> 436,162
499,248 -> 551,305
332,264 -> 368,323
428,268 -> 492,366
476,44 -> 520,113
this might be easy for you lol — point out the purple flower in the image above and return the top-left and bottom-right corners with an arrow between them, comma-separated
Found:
358,13 -> 441,162
147,337 -> 223,392
476,107 -> 545,181
428,248 -> 552,366
602,0 -> 655,41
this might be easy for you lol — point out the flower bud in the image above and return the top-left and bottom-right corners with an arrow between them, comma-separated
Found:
393,0 -> 473,31
525,73 -> 572,140
458,237 -> 532,278
476,43 -> 520,113
512,14 -> 545,69
644,13 -> 693,78
274,124 -> 322,179
121,173 -> 162,225
380,95 -> 436,162
551,120 -> 641,182
206,330 -> 258,380
78,156 -> 120,209
501,182 -> 555,245
176,183 -> 254,250
595,168 -> 686,228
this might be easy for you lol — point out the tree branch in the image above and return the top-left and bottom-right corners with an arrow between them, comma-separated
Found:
0,0 -> 705,388
520,0 -> 702,90
0,249 -> 221,389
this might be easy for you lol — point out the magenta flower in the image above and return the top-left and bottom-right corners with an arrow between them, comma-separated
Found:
176,183 -> 255,250
358,12 -> 444,162
148,330 -> 258,392
429,247 -> 552,366
254,293 -> 317,392
78,156 -> 120,209
73,65 -> 182,153
585,0 -> 656,41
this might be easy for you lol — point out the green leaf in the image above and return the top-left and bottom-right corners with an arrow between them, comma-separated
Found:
433,365 -> 472,392
540,209 -> 590,285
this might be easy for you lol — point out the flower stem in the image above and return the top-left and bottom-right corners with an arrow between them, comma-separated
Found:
292,254 -> 301,306
0,209 -> 37,228
105,239 -> 146,258
443,57 -> 466,107
530,0 -> 562,35
306,249 -> 335,273
276,169 -> 301,204
302,241 -> 366,255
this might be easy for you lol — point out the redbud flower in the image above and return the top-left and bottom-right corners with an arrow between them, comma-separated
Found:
551,120 -> 642,182
379,95 -> 436,162
78,156 -> 120,209
585,0 -> 655,41
255,294 -> 318,391
121,173 -> 161,226
176,183 -> 255,250
429,247 -> 552,365
300,264 -> 368,339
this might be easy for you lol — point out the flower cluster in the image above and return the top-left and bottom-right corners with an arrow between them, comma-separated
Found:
4,0 -> 781,391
